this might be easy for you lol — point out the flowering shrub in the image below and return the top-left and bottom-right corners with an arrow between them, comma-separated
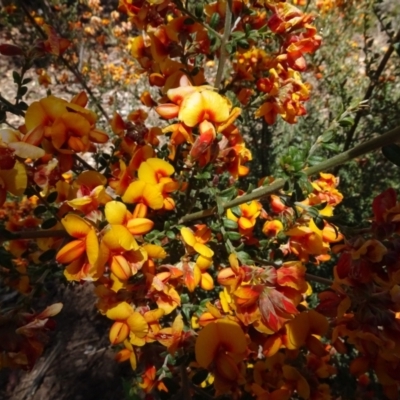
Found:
1,0 -> 400,399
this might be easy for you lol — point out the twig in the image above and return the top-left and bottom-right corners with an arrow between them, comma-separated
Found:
214,0 -> 232,89
3,230 -> 69,240
75,154 -> 95,171
342,28 -> 400,152
305,273 -> 333,286
18,1 -> 109,121
175,0 -> 223,40
0,94 -> 25,116
179,125 -> 400,223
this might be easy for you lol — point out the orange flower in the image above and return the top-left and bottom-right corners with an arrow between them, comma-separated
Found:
181,226 -> 214,259
227,199 -> 262,232
195,319 -> 247,394
56,214 -> 99,266
154,314 -> 185,354
106,301 -> 149,345
0,160 -> 27,206
24,93 -> 108,155
262,219 -> 284,236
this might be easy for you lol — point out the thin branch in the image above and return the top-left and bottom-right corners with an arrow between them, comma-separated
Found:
342,28 -> 400,152
75,154 -> 95,171
179,125 -> 400,224
175,1 -> 223,41
305,273 -> 333,286
3,230 -> 69,240
214,0 -> 232,89
0,94 -> 25,116
18,1 -> 109,121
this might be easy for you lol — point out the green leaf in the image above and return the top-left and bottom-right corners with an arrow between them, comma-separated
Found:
292,160 -> 305,172
236,251 -> 252,265
42,218 -> 58,229
12,71 -> 21,84
223,218 -> 238,230
166,231 -> 175,240
209,13 -> 220,29
180,293 -> 190,304
226,231 -> 241,241
294,181 -> 306,201
47,191 -> 58,203
339,117 -> 354,127
231,31 -> 246,40
313,201 -> 328,210
394,42 -> 400,57
307,207 -> 320,218
39,249 -> 57,262
320,130 -> 334,143
195,171 -> 211,180
230,205 -> 242,218
18,86 -> 28,97
218,186 -> 237,201
313,216 -> 324,230
18,101 -> 28,111
195,3 -> 203,19
237,39 -> 250,49
307,155 -> 325,165
34,205 -> 47,217
382,144 -> 400,167
322,142 -> 340,152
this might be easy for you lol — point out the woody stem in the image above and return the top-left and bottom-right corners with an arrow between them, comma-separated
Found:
179,124 -> 400,224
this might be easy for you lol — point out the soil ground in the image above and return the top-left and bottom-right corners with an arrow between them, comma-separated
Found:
0,284 -> 131,400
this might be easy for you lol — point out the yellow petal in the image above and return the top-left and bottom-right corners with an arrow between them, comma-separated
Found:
200,272 -> 214,290
56,239 -> 86,264
106,301 -> 134,320
40,96 -> 68,120
179,91 -> 203,127
142,244 -> 166,259
196,255 -> 213,271
127,312 -> 149,338
61,214 -> 92,238
8,142 -> 45,159
0,161 -> 27,196
284,312 -> 309,350
85,228 -> 99,265
102,225 -> 138,251
200,90 -> 230,123
138,158 -> 175,184
111,255 -> 132,280
282,366 -> 310,399
308,309 -> 329,336
181,227 -> 196,247
122,180 -> 145,203
109,321 -> 129,344
195,319 -> 246,369
0,128 -> 20,143
126,218 -> 154,235
143,183 -> 164,209
75,170 -> 107,187
105,201 -> 127,225
194,242 -> 214,258
25,101 -> 48,131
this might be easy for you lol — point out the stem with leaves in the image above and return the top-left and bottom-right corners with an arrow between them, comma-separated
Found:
342,28 -> 400,152
179,124 -> 400,224
18,1 -> 109,121
214,0 -> 233,89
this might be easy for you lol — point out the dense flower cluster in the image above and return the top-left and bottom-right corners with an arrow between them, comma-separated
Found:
1,0 -> 399,399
